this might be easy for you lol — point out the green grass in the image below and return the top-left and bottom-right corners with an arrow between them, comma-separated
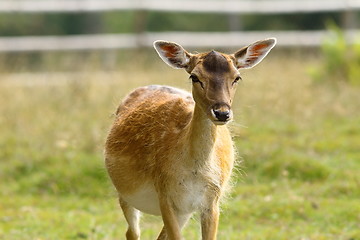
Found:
0,51 -> 360,239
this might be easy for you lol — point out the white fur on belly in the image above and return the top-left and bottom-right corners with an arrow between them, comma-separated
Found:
122,184 -> 161,216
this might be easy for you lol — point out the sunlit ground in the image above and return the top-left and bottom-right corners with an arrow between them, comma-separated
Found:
1,49 -> 359,239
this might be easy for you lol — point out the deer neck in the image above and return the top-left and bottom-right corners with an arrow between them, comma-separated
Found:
186,103 -> 218,167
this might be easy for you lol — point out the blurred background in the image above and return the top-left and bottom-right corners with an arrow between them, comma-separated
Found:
0,1 -> 360,239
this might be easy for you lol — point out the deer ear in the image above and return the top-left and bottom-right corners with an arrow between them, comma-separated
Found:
233,38 -> 276,69
153,40 -> 192,69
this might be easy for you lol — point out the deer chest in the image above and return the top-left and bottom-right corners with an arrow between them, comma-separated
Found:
170,169 -> 221,214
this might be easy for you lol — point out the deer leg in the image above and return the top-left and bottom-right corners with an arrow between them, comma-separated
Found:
119,198 -> 141,240
156,195 -> 184,240
157,227 -> 167,240
200,196 -> 220,240
157,213 -> 191,240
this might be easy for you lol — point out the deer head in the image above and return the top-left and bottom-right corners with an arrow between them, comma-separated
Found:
154,38 -> 276,125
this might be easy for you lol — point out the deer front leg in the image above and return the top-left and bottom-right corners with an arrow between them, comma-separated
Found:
200,195 -> 220,240
157,194 -> 182,240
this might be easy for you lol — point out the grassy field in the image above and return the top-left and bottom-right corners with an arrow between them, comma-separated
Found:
0,50 -> 359,240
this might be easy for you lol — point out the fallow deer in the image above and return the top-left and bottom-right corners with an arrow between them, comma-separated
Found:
105,38 -> 276,240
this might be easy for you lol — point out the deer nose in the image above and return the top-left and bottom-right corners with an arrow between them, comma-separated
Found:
211,103 -> 232,123
213,109 -> 230,121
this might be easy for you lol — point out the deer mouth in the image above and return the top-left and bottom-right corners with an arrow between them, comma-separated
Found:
212,119 -> 231,125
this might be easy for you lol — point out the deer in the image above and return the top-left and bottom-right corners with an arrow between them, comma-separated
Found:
104,38 -> 276,240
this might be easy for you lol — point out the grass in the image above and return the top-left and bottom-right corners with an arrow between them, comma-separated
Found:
0,50 -> 360,239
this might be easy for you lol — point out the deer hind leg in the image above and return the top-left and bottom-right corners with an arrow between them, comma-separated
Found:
119,198 -> 141,240
157,214 -> 191,240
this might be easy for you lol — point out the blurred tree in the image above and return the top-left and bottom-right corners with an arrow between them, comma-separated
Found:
0,11 -> 357,36
309,23 -> 360,86
102,11 -> 134,33
0,13 -> 104,36
241,12 -> 342,31
146,12 -> 229,32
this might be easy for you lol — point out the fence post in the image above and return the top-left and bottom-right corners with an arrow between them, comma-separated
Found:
228,13 -> 242,32
133,9 -> 148,48
341,10 -> 358,30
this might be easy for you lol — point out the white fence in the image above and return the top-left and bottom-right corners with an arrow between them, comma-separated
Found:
0,0 -> 360,13
0,30 -> 359,52
0,0 -> 359,51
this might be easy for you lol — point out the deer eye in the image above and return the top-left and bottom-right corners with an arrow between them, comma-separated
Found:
190,74 -> 200,83
233,76 -> 242,85
190,74 -> 204,88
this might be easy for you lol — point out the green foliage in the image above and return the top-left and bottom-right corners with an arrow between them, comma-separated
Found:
309,23 -> 360,85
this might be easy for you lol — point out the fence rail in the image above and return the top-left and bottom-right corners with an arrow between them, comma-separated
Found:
0,30 -> 359,52
0,1 -> 359,52
0,0 -> 360,13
